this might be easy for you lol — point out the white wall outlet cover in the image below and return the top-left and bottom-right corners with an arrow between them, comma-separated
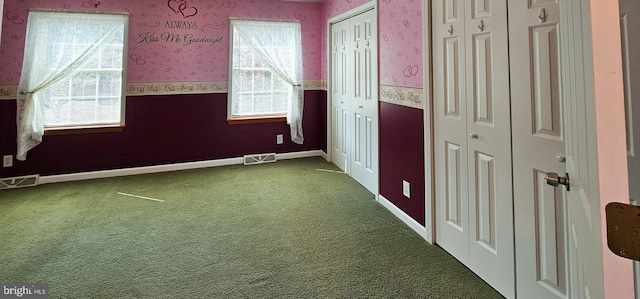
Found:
276,134 -> 284,144
402,180 -> 410,198
3,155 -> 13,168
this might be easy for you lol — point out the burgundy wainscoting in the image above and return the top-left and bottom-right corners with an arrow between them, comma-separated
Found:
0,90 -> 326,177
379,101 -> 426,225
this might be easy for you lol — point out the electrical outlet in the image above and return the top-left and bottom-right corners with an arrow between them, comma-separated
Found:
276,134 -> 284,144
3,155 -> 13,168
402,180 -> 410,198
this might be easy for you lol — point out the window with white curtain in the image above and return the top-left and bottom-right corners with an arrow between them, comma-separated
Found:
229,20 -> 301,118
16,11 -> 127,160
25,12 -> 127,129
228,19 -> 304,144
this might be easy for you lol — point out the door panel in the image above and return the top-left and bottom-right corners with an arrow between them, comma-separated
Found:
435,1 -> 513,297
510,0 -> 568,298
533,169 -> 567,293
446,141 -> 464,231
471,33 -> 494,125
474,151 -> 496,252
331,19 -> 350,172
465,2 -> 513,296
445,37 -> 462,118
435,0 -> 470,266
472,0 -> 491,17
350,10 -> 378,194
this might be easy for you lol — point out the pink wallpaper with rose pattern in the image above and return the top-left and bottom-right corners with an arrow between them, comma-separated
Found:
0,0 -> 323,85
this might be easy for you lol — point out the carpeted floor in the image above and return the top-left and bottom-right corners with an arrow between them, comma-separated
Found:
0,157 -> 503,298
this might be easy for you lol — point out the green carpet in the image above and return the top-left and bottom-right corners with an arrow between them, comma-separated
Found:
0,157 -> 503,298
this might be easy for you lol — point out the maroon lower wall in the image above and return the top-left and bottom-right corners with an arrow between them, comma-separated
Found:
379,101 -> 425,225
0,90 -> 327,177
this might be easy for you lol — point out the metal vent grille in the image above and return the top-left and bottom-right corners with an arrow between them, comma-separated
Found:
243,153 -> 277,165
0,175 -> 39,190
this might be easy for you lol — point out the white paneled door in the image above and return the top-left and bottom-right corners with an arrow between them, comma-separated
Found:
509,1 -> 569,298
349,10 -> 378,195
330,9 -> 378,195
331,18 -> 350,173
433,1 -> 514,297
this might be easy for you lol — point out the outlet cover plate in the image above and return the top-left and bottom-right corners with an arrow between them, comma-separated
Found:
3,155 -> 12,167
402,180 -> 410,198
276,134 -> 284,144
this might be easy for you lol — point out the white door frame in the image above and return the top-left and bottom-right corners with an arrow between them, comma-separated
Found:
421,0 -> 435,244
326,2 -> 377,166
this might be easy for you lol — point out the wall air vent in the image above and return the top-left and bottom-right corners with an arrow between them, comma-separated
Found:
244,153 -> 277,165
0,175 -> 39,190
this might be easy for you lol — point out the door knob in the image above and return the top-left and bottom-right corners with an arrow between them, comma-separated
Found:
469,133 -> 478,139
545,172 -> 570,191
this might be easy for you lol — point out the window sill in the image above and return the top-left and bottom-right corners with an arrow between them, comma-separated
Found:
227,115 -> 286,125
44,125 -> 125,136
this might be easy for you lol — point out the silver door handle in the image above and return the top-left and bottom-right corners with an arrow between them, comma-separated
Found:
545,172 -> 570,191
469,133 -> 478,139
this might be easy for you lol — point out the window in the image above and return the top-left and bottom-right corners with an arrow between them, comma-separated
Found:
228,20 -> 303,120
24,12 -> 127,129
17,11 -> 128,159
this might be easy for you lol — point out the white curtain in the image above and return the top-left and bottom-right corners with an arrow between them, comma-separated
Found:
16,12 -> 125,161
233,20 -> 304,144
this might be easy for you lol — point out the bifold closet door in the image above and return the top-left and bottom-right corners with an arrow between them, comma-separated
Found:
433,0 -> 514,297
331,18 -> 351,172
509,1 -> 569,298
330,10 -> 378,195
349,10 -> 378,195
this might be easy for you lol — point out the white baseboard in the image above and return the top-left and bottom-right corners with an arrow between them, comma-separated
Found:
39,150 -> 326,185
378,194 -> 428,241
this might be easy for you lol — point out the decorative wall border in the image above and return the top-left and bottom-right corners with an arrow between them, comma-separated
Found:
126,81 -> 228,96
379,85 -> 424,110
0,80 -> 328,100
0,86 -> 18,100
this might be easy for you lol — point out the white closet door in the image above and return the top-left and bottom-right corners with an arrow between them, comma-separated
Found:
510,1 -> 569,298
350,10 -> 378,195
464,1 -> 513,297
434,0 -> 470,266
331,19 -> 351,172
434,1 -> 514,297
